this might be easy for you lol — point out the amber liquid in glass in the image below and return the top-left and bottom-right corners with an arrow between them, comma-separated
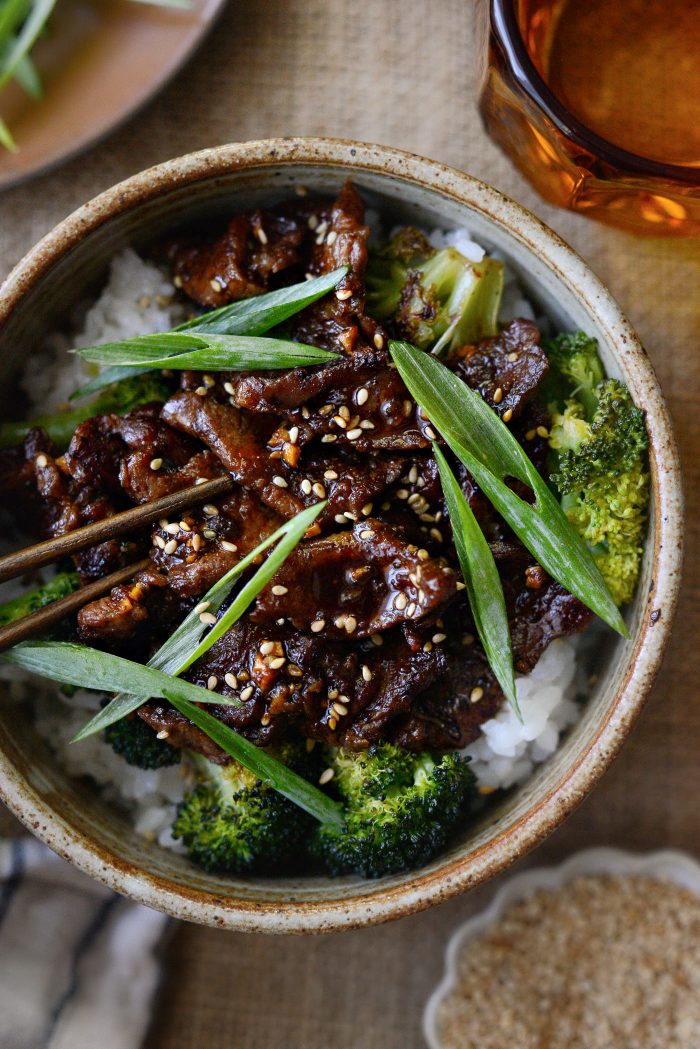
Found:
523,0 -> 700,168
479,0 -> 700,232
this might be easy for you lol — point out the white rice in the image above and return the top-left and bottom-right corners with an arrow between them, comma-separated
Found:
5,228 -> 584,848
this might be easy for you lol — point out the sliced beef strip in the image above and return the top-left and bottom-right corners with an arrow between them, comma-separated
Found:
160,390 -> 406,526
252,518 -> 458,638
267,361 -> 432,455
166,198 -> 321,309
450,318 -> 549,422
77,486 -> 283,647
179,618 -> 449,753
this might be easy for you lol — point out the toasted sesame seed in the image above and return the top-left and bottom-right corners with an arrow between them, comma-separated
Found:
373,332 -> 384,350
260,713 -> 271,726
288,425 -> 299,444
35,453 -> 49,468
425,425 -> 438,440
199,612 -> 217,625
240,685 -> 254,701
223,381 -> 235,396
333,414 -> 347,429
432,632 -> 447,643
356,387 -> 369,406
526,429 -> 537,441
257,226 -> 268,245
343,511 -> 357,521
202,504 -> 217,517
308,214 -> 319,230
310,618 -> 325,633
319,404 -> 333,416
301,406 -> 310,419
456,580 -> 466,591
269,656 -> 286,669
166,523 -> 180,535
194,601 -> 211,614
493,387 -> 504,404
272,475 -> 288,488
312,482 -> 326,498
321,433 -> 337,443
423,641 -> 434,652
210,278 -> 222,293
154,535 -> 166,549
260,640 -> 275,655
224,673 -> 238,690
301,478 -> 312,495
324,469 -> 338,480
271,585 -> 288,596
179,521 -> 191,532
418,548 -> 430,560
207,675 -> 218,690
394,592 -> 408,610
221,540 -> 238,552
430,528 -> 443,543
192,534 -> 203,551
370,633 -> 383,646
406,602 -> 417,617
470,686 -> 485,703
361,665 -> 372,682
156,730 -> 169,740
173,275 -> 183,288
344,615 -> 357,633
326,229 -> 338,246
336,287 -> 353,301
536,425 -> 550,438
396,488 -> 409,500
346,427 -> 362,440
195,476 -> 209,485
319,767 -> 335,785
502,408 -> 514,423
333,701 -> 348,717
334,513 -> 347,525
408,465 -> 419,483
361,502 -> 373,516
507,351 -> 519,362
164,539 -> 178,554
463,633 -> 475,645
203,374 -> 215,388
195,386 -> 208,397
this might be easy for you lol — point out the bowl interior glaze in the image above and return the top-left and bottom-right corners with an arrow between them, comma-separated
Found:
0,140 -> 682,932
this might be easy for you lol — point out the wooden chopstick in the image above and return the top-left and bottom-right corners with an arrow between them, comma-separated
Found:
0,475 -> 233,585
0,557 -> 151,653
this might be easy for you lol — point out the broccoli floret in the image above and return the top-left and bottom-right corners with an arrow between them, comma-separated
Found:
104,714 -> 181,770
0,572 -> 80,627
172,745 -> 316,874
549,379 -> 649,606
0,372 -> 173,450
543,330 -> 606,417
312,743 -> 476,878
366,229 -> 503,354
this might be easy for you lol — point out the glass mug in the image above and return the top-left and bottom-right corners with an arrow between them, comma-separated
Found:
476,0 -> 700,235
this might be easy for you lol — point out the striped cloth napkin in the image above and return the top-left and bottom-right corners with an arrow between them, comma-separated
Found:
0,838 -> 169,1049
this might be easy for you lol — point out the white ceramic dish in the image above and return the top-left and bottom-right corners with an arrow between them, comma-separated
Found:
424,846 -> 700,1049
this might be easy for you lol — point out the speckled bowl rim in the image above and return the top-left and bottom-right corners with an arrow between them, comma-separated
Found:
424,847 -> 700,1048
0,139 -> 683,932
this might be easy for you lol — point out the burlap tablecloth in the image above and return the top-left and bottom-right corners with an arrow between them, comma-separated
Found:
1,2 -> 698,1046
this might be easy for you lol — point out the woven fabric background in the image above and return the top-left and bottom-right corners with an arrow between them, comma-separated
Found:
1,2 -> 698,1046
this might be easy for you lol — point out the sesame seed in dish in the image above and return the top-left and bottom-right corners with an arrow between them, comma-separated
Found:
435,874 -> 700,1049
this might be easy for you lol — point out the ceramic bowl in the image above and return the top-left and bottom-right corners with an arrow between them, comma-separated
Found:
424,847 -> 700,1048
0,139 -> 683,932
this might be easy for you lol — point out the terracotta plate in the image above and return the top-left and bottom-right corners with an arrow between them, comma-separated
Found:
0,0 -> 226,191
